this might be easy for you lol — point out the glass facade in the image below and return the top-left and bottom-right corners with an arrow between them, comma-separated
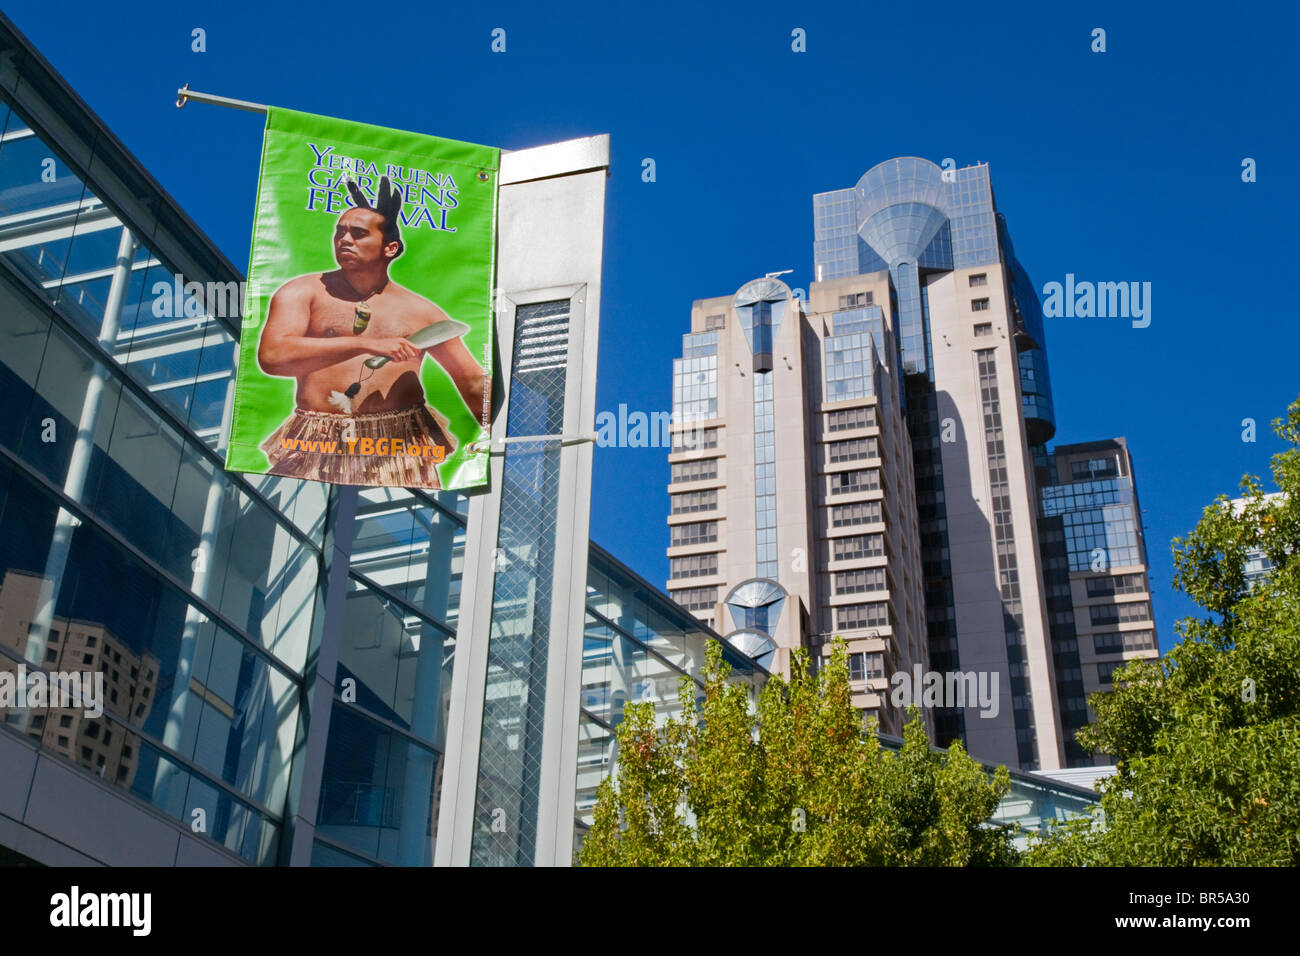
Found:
1032,445 -> 1088,764
815,160 -> 994,378
1041,477 -> 1142,572
831,306 -> 885,359
752,371 -> 777,578
998,216 -> 1056,442
672,333 -> 718,424
469,299 -> 572,867
0,83 -> 319,863
823,332 -> 880,403
729,279 -> 791,584
813,188 -> 861,281
314,487 -> 464,866
944,166 -> 999,270
577,545 -> 766,842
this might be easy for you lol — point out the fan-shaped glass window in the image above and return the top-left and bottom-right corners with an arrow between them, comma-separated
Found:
725,579 -> 787,635
726,629 -> 777,668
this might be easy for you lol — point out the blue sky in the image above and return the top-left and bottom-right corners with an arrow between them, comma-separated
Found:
9,0 -> 1298,649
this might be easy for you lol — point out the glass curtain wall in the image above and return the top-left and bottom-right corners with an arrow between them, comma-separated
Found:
0,87 -> 324,863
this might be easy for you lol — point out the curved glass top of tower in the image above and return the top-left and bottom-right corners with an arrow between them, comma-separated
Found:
854,158 -> 950,267
854,157 -> 947,220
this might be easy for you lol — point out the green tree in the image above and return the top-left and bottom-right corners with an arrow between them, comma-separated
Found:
1027,398 -> 1300,866
579,638 -> 1017,866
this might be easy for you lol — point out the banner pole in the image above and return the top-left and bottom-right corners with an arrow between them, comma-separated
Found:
175,83 -> 268,114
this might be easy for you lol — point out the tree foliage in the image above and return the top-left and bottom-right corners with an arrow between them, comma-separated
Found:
1027,398 -> 1300,866
579,639 -> 1017,866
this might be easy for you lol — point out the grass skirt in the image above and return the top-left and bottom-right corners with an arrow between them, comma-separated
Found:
260,403 -> 455,489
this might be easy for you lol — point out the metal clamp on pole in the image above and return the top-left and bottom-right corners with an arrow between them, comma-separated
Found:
466,433 -> 597,456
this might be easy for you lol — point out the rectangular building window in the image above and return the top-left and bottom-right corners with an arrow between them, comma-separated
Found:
834,567 -> 886,594
842,651 -> 885,682
1070,457 -> 1119,480
837,291 -> 873,308
832,534 -> 884,561
831,500 -> 882,528
704,313 -> 726,330
669,553 -> 718,579
1089,601 -> 1151,626
969,273 -> 988,287
672,426 -> 719,451
1085,576 -> 1115,598
1089,605 -> 1118,626
1115,573 -> 1147,594
828,437 -> 878,464
672,587 -> 718,611
1096,661 -> 1121,685
971,298 -> 990,311
847,652 -> 865,681
670,489 -> 718,514
670,521 -> 718,547
1117,601 -> 1151,624
830,469 -> 880,496
826,406 -> 875,432
837,602 -> 889,630
670,459 -> 718,483
1086,572 -> 1146,597
1092,630 -> 1156,654
863,652 -> 884,678
974,322 -> 993,337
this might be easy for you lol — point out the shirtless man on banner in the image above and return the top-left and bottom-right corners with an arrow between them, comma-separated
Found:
257,176 -> 486,488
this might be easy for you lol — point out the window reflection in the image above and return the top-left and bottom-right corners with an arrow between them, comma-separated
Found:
0,91 -> 325,865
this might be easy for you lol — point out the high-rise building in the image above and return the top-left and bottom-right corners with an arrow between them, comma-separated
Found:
1038,439 -> 1156,766
670,157 -> 1158,770
666,276 -> 929,736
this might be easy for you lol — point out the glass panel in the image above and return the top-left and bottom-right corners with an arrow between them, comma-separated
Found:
0,275 -> 51,450
208,484 -> 319,673
472,299 -> 570,867
336,575 -> 452,746
55,219 -> 126,337
0,458 -> 296,855
316,705 -> 439,866
0,111 -> 87,290
89,383 -> 184,556
129,736 -> 278,863
15,321 -> 106,490
574,710 -> 613,834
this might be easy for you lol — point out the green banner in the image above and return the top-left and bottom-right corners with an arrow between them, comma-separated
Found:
226,107 -> 498,491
